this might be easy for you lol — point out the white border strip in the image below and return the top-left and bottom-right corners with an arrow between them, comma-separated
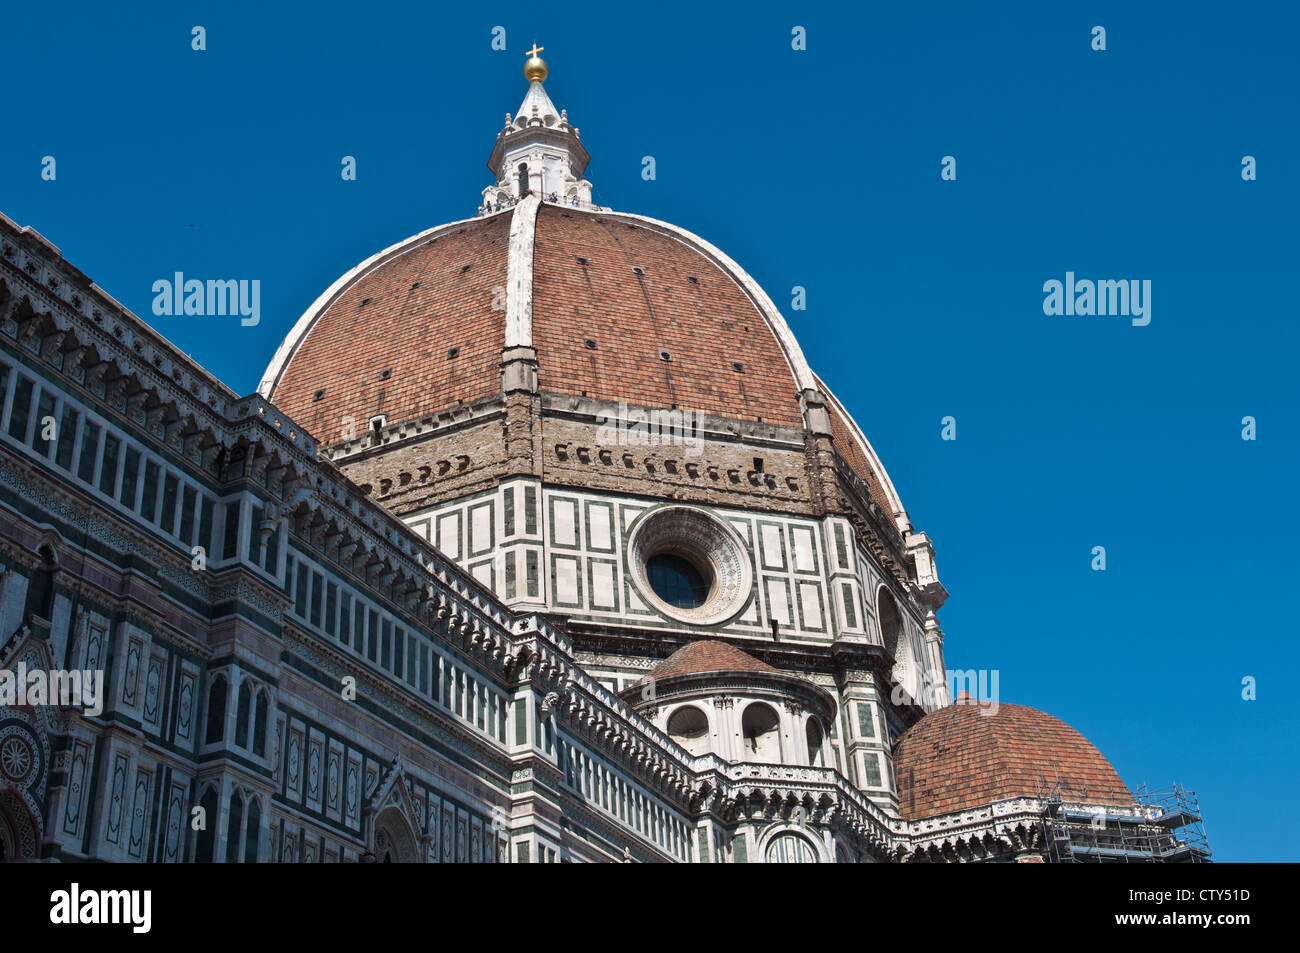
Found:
815,372 -> 907,523
504,195 -> 541,348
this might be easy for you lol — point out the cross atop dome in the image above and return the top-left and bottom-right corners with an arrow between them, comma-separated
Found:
479,47 -> 599,214
523,44 -> 547,82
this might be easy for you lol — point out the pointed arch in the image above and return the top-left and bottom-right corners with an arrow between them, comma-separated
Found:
225,789 -> 244,863
367,757 -> 425,863
244,796 -> 261,863
253,689 -> 270,758
234,679 -> 252,748
0,789 -> 40,862
194,785 -> 219,862
372,806 -> 420,863
204,674 -> 228,745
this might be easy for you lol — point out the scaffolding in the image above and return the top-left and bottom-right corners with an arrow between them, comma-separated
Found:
1037,781 -> 1211,863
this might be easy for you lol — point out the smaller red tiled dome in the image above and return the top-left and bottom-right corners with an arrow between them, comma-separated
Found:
893,702 -> 1132,820
646,640 -> 779,681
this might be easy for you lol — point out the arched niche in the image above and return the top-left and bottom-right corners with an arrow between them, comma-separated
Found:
666,705 -> 710,757
740,702 -> 782,763
373,806 -> 421,863
805,716 -> 825,767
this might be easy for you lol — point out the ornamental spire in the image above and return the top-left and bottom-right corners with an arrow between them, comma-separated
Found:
479,47 -> 599,214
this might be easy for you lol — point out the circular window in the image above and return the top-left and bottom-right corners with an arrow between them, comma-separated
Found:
627,506 -> 752,625
646,553 -> 711,608
0,736 -> 33,783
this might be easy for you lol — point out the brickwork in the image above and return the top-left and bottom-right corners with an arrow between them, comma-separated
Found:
335,414 -> 507,516
271,214 -> 512,444
540,412 -> 817,517
893,702 -> 1133,820
531,206 -> 804,426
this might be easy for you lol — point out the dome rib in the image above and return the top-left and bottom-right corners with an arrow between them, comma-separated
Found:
504,195 -> 540,349
815,372 -> 908,524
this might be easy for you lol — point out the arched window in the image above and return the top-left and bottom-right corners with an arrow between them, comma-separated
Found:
765,831 -> 818,863
225,791 -> 244,863
877,588 -> 903,659
26,545 -> 57,619
195,787 -> 218,862
244,797 -> 261,863
909,629 -> 930,692
204,675 -> 228,744
253,691 -> 269,757
666,705 -> 710,757
373,807 -> 419,863
234,680 -> 252,748
517,163 -> 529,195
805,717 -> 825,767
741,703 -> 782,763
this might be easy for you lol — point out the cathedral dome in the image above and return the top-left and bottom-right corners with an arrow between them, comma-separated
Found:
892,702 -> 1133,820
261,203 -> 811,444
257,52 -> 913,533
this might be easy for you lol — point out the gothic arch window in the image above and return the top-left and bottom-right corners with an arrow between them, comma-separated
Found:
372,807 -> 419,863
204,675 -> 228,745
765,831 -> 818,863
805,716 -> 825,767
741,702 -> 782,763
244,797 -> 261,863
0,790 -> 39,862
26,544 -> 57,620
234,679 -> 252,748
252,690 -> 270,758
909,628 -> 929,696
666,705 -> 710,757
225,791 -> 244,863
195,787 -> 218,862
877,587 -> 903,659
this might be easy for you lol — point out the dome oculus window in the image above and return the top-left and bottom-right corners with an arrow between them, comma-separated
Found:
627,505 -> 752,625
646,553 -> 711,609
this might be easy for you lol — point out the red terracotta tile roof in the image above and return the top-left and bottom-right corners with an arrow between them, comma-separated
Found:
268,207 -> 809,444
271,214 -> 511,444
646,640 -> 780,681
893,701 -> 1133,820
531,207 -> 804,426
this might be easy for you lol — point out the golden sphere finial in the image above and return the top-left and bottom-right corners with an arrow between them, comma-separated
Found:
524,43 -> 547,83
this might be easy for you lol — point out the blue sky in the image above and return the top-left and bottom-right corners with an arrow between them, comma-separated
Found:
2,1 -> 1296,860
